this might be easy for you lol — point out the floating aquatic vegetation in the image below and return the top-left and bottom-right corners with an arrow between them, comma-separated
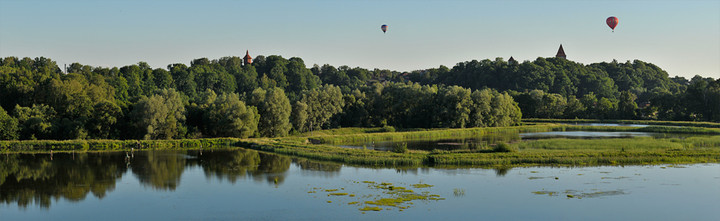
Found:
528,177 -> 545,180
453,188 -> 465,197
601,176 -> 630,180
359,206 -> 382,211
533,189 -> 626,199
411,183 -> 433,188
308,180 -> 444,213
532,191 -> 558,196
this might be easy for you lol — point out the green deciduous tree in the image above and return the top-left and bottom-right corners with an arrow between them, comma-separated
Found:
203,93 -> 259,138
0,106 -> 19,140
251,87 -> 292,137
131,89 -> 186,139
299,85 -> 345,132
13,104 -> 56,140
291,101 -> 308,133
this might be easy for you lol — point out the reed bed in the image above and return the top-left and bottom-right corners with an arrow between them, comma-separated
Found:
238,140 -> 426,167
0,138 -> 240,152
525,118 -> 720,128
429,137 -> 720,166
3,123 -> 720,168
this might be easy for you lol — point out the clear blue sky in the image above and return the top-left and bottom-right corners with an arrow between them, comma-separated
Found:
1,0 -> 718,79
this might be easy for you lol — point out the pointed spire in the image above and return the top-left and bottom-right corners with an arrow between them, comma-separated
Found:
508,56 -> 517,64
556,44 -> 566,59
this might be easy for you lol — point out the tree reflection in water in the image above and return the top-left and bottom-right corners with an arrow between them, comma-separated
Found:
194,148 -> 291,185
0,148 -> 299,208
0,152 -> 125,208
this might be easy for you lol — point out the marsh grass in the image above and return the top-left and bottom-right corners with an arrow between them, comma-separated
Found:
429,137 -> 720,166
309,125 -> 556,144
525,118 -> 720,128
0,138 -> 240,153
3,123 -> 719,167
306,124 -> 720,146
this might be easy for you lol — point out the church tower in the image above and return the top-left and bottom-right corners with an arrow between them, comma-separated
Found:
508,56 -> 517,64
243,50 -> 252,66
555,44 -> 566,59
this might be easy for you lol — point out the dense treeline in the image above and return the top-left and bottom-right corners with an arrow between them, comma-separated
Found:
407,57 -> 720,121
1,55 -> 717,141
0,56 -> 520,140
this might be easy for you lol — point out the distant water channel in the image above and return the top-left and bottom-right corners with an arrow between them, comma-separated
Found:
560,123 -> 650,127
1,149 -> 718,220
340,130 -> 701,151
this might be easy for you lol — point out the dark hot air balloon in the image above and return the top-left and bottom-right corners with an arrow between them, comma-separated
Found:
606,16 -> 619,32
381,24 -> 387,33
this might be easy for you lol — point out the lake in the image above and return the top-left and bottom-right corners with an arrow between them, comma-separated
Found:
1,149 -> 718,220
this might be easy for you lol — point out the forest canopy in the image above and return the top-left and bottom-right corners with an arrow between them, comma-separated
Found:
1,56 -> 718,140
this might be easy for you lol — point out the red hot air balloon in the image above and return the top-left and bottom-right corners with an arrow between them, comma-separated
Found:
381,24 -> 387,33
606,16 -> 619,32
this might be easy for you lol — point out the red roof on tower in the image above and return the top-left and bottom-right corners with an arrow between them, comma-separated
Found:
243,50 -> 252,65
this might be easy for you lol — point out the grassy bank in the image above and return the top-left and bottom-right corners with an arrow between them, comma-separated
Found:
0,138 -> 240,152
429,136 -> 720,166
239,139 -> 427,167
239,125 -> 720,167
307,124 -> 720,144
524,118 -> 720,128
3,123 -> 720,168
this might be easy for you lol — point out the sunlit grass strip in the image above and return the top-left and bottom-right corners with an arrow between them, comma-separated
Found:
524,118 -> 720,128
242,135 -> 720,167
240,140 -> 426,167
306,124 -> 720,145
0,138 -> 240,153
308,125 -> 558,144
429,137 -> 720,166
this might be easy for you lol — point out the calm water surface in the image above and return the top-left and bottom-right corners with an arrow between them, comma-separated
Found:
560,123 -> 650,127
1,150 -> 718,220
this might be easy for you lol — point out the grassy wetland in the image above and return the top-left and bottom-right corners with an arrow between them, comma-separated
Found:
2,121 -> 720,168
239,121 -> 720,167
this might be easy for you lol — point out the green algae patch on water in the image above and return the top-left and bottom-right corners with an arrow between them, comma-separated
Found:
359,206 -> 382,211
533,189 -> 626,199
308,180 -> 446,213
533,191 -> 558,196
411,183 -> 433,188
